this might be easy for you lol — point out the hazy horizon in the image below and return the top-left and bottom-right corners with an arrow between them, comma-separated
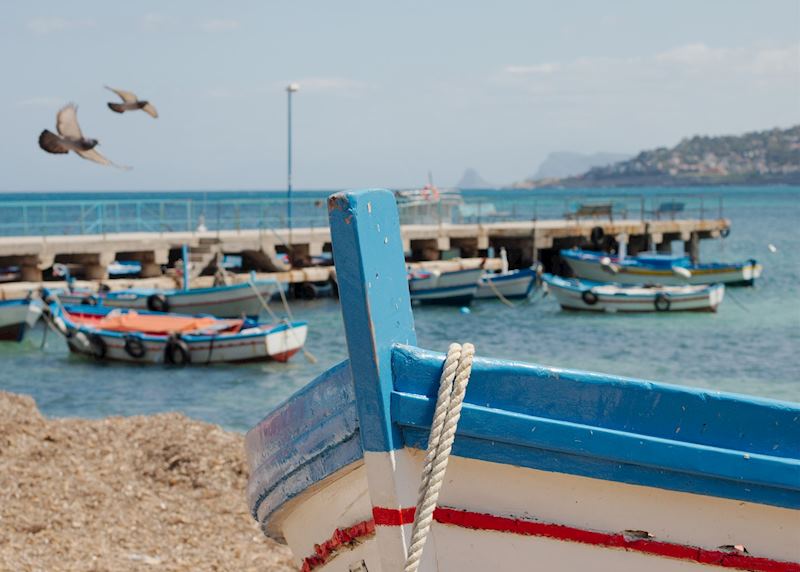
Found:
2,1 -> 798,192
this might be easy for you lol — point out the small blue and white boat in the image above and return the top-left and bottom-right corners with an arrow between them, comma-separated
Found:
475,265 -> 540,300
561,249 -> 761,286
542,273 -> 725,313
55,279 -> 281,318
408,267 -> 482,306
46,302 -> 307,365
0,298 -> 41,341
246,190 -> 799,572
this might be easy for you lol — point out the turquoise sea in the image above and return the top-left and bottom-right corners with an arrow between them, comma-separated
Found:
0,186 -> 797,431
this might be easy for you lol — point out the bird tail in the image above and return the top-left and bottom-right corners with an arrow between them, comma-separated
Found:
38,130 -> 69,154
107,102 -> 125,113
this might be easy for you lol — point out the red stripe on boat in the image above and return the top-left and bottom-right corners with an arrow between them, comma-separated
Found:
372,506 -> 416,525
301,506 -> 800,571
300,519 -> 375,572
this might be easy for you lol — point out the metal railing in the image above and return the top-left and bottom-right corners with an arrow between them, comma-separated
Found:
0,193 -> 725,237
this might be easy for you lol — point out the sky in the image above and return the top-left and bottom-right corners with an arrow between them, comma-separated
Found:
1,1 -> 798,191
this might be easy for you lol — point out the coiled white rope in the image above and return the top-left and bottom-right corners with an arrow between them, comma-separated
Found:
404,342 -> 475,572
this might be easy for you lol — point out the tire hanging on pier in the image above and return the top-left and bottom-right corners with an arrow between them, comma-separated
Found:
124,334 -> 146,359
147,293 -> 169,313
164,336 -> 190,366
581,289 -> 599,306
654,293 -> 671,312
590,226 -> 605,246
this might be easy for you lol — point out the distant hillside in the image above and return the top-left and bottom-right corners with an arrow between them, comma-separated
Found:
456,168 -> 494,189
516,126 -> 800,188
531,151 -> 631,180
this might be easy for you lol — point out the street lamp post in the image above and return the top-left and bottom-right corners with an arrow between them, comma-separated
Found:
286,83 -> 299,266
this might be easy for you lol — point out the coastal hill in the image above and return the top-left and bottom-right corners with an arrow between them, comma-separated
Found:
456,168 -> 494,189
532,151 -> 631,180
515,126 -> 800,188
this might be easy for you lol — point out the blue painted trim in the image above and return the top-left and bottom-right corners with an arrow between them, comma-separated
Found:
0,299 -> 29,309
411,283 -> 478,295
328,190 -> 416,453
390,344 -> 800,509
103,279 -> 277,301
245,360 -> 363,537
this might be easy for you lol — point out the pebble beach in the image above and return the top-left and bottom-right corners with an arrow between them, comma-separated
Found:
0,392 -> 293,572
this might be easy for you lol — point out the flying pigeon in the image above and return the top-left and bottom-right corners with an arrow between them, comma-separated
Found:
105,86 -> 158,118
38,103 -> 130,169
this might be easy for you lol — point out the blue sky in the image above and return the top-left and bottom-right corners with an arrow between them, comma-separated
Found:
2,1 -> 798,191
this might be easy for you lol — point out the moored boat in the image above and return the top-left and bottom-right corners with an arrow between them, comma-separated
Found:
541,273 -> 725,313
0,298 -> 42,341
475,266 -> 539,300
561,249 -> 762,286
55,279 -> 281,318
245,190 -> 799,572
47,303 -> 307,365
408,267 -> 482,306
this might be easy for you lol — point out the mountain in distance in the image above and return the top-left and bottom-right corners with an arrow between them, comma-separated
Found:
531,151 -> 632,180
456,168 -> 495,189
514,125 -> 800,188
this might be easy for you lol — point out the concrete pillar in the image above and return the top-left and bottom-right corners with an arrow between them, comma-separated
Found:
685,232 -> 699,265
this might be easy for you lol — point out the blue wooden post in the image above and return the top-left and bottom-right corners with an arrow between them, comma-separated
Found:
328,189 -> 417,452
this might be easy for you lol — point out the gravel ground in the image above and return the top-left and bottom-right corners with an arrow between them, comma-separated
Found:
0,392 -> 294,572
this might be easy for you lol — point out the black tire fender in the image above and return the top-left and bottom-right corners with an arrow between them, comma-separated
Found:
88,332 -> 107,359
590,226 -> 605,244
654,293 -> 671,312
581,289 -> 599,306
719,228 -> 731,238
164,336 -> 190,366
147,293 -> 169,313
124,334 -> 147,359
81,295 -> 98,306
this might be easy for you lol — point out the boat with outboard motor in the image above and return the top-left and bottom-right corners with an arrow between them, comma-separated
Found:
561,248 -> 761,286
541,273 -> 725,313
245,189 -> 799,572
44,302 -> 307,365
0,298 -> 42,341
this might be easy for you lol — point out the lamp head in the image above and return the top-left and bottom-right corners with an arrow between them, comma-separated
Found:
287,83 -> 300,93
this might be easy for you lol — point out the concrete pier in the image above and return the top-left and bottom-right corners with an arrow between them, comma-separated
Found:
0,217 -> 730,282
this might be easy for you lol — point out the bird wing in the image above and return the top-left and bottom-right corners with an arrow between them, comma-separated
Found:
39,130 -> 70,154
105,86 -> 138,103
142,102 -> 158,118
76,147 -> 132,170
56,104 -> 84,139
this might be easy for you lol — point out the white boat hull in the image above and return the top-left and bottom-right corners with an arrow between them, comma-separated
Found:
409,268 -> 482,305
475,268 -> 537,299
65,323 -> 307,364
545,280 -> 725,313
0,300 -> 41,341
59,281 -> 278,318
269,450 -> 798,572
565,256 -> 761,286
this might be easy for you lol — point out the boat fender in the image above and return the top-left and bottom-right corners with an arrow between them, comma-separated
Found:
81,295 -> 98,306
88,333 -> 107,359
581,289 -> 599,305
164,336 -> 190,366
590,226 -> 605,244
654,293 -> 671,312
720,228 -> 731,238
147,293 -> 169,313
124,334 -> 147,359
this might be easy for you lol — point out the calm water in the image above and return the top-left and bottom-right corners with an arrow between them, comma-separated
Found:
1,187 -> 798,431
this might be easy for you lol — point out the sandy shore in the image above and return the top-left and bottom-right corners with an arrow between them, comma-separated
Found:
0,392 -> 294,571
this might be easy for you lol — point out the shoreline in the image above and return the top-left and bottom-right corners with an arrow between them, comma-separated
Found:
0,391 -> 293,571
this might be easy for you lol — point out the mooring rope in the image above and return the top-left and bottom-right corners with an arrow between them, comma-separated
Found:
404,342 -> 475,572
247,278 -> 317,364
485,275 -> 516,307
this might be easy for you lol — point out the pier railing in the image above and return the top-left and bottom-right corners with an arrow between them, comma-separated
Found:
0,193 -> 724,237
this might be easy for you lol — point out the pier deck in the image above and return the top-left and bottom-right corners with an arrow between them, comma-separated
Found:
0,217 -> 729,282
